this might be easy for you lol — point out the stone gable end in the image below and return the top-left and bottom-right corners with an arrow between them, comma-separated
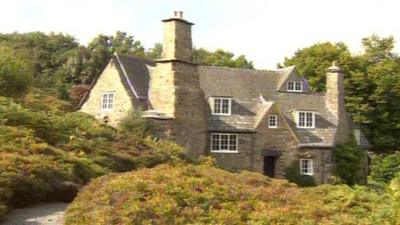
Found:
80,60 -> 134,127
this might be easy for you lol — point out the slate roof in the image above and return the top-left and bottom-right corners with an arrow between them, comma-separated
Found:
83,55 -> 370,148
114,54 -> 155,99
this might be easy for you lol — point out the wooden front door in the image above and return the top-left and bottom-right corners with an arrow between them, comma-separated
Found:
263,156 -> 276,178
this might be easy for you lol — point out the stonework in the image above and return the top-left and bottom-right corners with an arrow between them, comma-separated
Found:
147,17 -> 208,159
80,61 -> 134,127
79,13 -> 369,184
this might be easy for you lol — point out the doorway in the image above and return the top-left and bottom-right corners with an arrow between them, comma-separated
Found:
263,156 -> 276,178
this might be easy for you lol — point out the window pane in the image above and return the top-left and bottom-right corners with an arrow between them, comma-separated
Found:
229,134 -> 237,150
221,134 -> 228,150
299,112 -> 305,127
222,99 -> 229,114
211,134 -> 220,151
214,99 -> 221,114
288,81 -> 294,90
295,81 -> 301,91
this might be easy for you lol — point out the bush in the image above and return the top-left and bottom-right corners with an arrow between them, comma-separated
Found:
284,160 -> 316,187
333,138 -> 366,185
370,151 -> 400,183
0,95 -> 186,220
65,164 -> 399,225
118,110 -> 152,138
0,45 -> 32,97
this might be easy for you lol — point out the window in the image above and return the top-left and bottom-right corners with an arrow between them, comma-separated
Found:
210,97 -> 232,115
210,133 -> 238,152
287,81 -> 302,92
297,111 -> 315,128
268,115 -> 278,128
101,91 -> 115,111
300,159 -> 313,175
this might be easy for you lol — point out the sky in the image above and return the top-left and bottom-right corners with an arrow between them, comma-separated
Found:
1,0 -> 400,69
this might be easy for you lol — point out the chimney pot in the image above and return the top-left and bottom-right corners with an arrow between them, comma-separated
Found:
179,11 -> 183,18
174,11 -> 177,17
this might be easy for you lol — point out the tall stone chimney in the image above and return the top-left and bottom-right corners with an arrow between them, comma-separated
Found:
161,11 -> 193,62
147,12 -> 207,158
326,61 -> 349,143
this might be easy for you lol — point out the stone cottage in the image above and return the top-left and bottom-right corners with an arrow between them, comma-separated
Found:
79,12 -> 370,184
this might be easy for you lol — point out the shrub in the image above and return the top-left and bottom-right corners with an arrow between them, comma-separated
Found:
0,45 -> 32,97
370,151 -> 400,183
284,160 -> 316,187
333,138 -> 366,185
65,164 -> 399,225
118,110 -> 152,138
0,95 -> 186,220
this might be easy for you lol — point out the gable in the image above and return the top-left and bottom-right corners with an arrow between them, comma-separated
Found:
276,66 -> 310,93
80,60 -> 134,126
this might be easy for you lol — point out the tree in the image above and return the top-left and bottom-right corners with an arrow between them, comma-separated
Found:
193,48 -> 254,69
0,45 -> 32,97
146,42 -> 162,60
280,42 -> 353,92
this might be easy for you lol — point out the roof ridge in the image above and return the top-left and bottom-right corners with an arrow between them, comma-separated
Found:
197,65 -> 278,73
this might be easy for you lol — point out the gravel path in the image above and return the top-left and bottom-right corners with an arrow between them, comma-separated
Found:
0,203 -> 68,225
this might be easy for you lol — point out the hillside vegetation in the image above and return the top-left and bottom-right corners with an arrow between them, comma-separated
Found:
65,163 -> 400,225
0,91 -> 185,219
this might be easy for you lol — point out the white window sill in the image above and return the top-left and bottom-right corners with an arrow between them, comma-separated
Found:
211,113 -> 231,116
268,126 -> 278,129
210,150 -> 239,153
296,126 -> 315,129
287,90 -> 303,92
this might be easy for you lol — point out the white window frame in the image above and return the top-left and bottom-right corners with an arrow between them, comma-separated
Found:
210,133 -> 238,153
300,159 -> 314,175
268,115 -> 278,128
296,111 -> 315,128
210,97 -> 232,116
287,81 -> 303,92
100,91 -> 115,112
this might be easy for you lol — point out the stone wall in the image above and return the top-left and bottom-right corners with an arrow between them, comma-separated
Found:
80,60 -> 135,127
208,132 -> 255,172
252,107 -> 299,178
147,61 -> 208,159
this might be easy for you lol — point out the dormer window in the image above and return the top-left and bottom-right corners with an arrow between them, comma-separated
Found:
287,81 -> 302,92
210,97 -> 232,115
101,91 -> 115,111
296,111 -> 315,128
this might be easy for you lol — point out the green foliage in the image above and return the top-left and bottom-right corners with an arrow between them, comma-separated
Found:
0,45 -> 32,97
65,164 -> 399,225
193,48 -> 254,69
370,152 -> 400,183
118,110 -> 153,138
281,42 -> 353,92
284,160 -> 316,187
333,138 -> 366,185
0,95 -> 186,220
